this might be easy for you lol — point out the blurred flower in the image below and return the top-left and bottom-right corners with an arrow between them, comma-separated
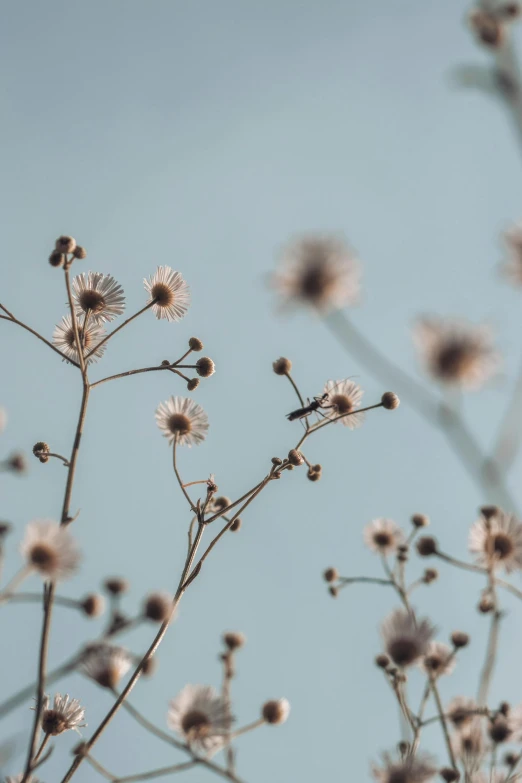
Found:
451,718 -> 484,773
21,520 -> 80,581
72,272 -> 125,323
82,644 -> 132,689
413,316 -> 499,389
469,511 -> 522,573
323,379 -> 365,429
155,396 -> 209,447
371,751 -> 437,783
144,266 -> 190,321
363,518 -> 405,556
53,314 -> 106,365
420,641 -> 456,678
488,704 -> 522,744
41,693 -> 86,735
447,696 -> 479,729
381,608 -> 435,667
167,684 -> 231,754
273,236 -> 360,312
262,698 -> 290,725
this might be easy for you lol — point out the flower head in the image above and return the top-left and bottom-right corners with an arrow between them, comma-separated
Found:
155,396 -> 209,447
20,520 -> 81,581
488,704 -> 522,744
469,510 -> 522,573
381,608 -> 435,667
447,696 -> 479,729
262,698 -> 290,725
274,235 -> 361,312
167,684 -> 231,754
81,644 -> 132,689
364,518 -> 405,556
451,718 -> 484,774
72,272 -> 125,323
420,641 -> 456,678
144,266 -> 190,321
41,693 -> 86,735
53,314 -> 106,365
414,317 -> 499,389
371,751 -> 437,783
323,379 -> 365,429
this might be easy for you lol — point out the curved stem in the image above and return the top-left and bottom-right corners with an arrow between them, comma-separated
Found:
90,365 -> 173,390
85,302 -> 154,359
0,314 -> 78,366
2,592 -> 83,610
173,441 -> 197,512
113,761 -> 197,783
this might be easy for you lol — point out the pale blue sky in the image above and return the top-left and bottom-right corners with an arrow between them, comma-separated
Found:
2,0 -> 522,781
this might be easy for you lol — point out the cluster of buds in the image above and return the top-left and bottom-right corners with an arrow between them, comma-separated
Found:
468,3 -> 520,49
49,235 -> 87,268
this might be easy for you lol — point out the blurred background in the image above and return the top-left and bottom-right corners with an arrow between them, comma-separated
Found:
2,0 -> 522,780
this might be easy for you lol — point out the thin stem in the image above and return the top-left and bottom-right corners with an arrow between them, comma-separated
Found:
85,302 -> 154,359
90,365 -> 172,390
113,761 -> 197,783
47,452 -> 70,467
284,372 -> 308,428
0,314 -> 78,366
492,351 -> 522,470
430,677 -> 458,770
33,734 -> 50,764
59,525 -> 206,782
0,655 -> 79,720
173,441 -> 197,512
0,565 -> 32,603
2,592 -> 83,610
478,599 -> 501,705
64,266 -> 86,377
119,698 -> 184,750
338,576 -> 393,587
229,718 -> 265,740
83,752 -> 119,781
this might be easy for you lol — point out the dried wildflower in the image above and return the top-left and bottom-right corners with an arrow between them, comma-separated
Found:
72,272 -> 125,323
104,577 -> 129,596
223,632 -> 246,651
412,514 -> 430,528
488,705 -> 522,744
187,378 -> 200,391
53,314 -> 106,365
421,641 -> 456,677
82,644 -> 132,689
414,317 -> 499,389
189,337 -> 203,351
73,245 -> 87,260
143,591 -> 173,623
49,250 -> 65,267
416,536 -> 438,556
41,693 -> 86,735
371,751 -> 437,783
323,379 -> 364,429
21,520 -> 80,581
167,684 -> 231,753
452,718 -> 485,770
55,235 -> 77,254
288,449 -> 304,466
469,511 -> 522,572
156,396 -> 209,447
32,442 -> 50,458
447,697 -> 479,729
381,392 -> 400,410
451,631 -> 470,648
364,518 -> 405,556
272,356 -> 292,375
381,608 -> 435,667
274,235 -> 360,312
196,357 -> 215,378
81,593 -> 105,617
144,266 -> 190,322
262,698 -> 290,725
323,567 -> 339,583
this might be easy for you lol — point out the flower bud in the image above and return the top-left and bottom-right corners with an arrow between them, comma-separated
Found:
272,357 -> 292,375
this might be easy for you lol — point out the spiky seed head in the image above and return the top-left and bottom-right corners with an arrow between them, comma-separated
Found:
416,536 -> 438,556
329,585 -> 339,597
55,236 -> 77,254
381,392 -> 400,410
440,768 -> 460,782
33,442 -> 50,457
104,577 -> 129,596
73,245 -> 87,259
81,593 -> 105,617
375,654 -> 390,669
142,656 -> 157,677
223,632 -> 246,651
288,449 -> 304,466
272,357 -> 292,375
423,568 -> 439,584
323,567 -> 338,583
196,357 -> 215,378
187,378 -> 200,391
451,631 -> 470,648
144,592 -> 172,623
230,518 -> 242,532
189,337 -> 203,351
49,251 -> 65,267
412,514 -> 430,528
213,496 -> 231,512
262,698 -> 290,725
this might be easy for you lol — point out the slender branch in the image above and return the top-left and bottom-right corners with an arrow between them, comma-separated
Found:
0,655 -> 79,720
0,314 -> 79,366
478,606 -> 502,706
173,441 -> 197,512
430,677 -> 458,770
90,365 -> 171,390
2,592 -> 83,610
113,761 -> 197,783
119,698 -> 184,751
338,576 -> 393,587
228,718 -> 265,740
85,302 -> 154,359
